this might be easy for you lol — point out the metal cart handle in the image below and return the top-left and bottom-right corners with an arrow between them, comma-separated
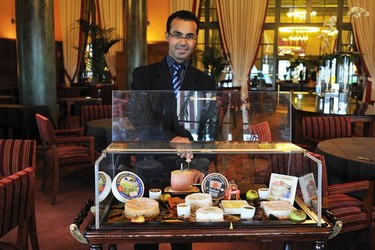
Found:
322,207 -> 343,239
70,199 -> 95,244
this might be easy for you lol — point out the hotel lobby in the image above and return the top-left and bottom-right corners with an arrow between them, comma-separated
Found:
0,1 -> 374,250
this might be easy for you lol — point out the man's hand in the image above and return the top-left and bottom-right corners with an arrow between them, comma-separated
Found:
170,136 -> 190,143
170,136 -> 193,159
189,169 -> 205,183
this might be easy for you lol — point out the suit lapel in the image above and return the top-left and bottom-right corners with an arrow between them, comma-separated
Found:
151,60 -> 200,90
181,66 -> 199,90
152,61 -> 173,89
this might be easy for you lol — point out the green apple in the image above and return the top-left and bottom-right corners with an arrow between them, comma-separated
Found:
246,189 -> 259,201
159,193 -> 171,202
289,209 -> 307,223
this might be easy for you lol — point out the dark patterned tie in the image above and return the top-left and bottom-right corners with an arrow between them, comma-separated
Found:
172,63 -> 182,96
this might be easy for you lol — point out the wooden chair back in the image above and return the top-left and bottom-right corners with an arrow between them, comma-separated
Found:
81,104 -> 112,127
35,113 -> 57,148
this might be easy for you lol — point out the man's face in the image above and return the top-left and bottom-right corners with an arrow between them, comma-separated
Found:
165,18 -> 197,64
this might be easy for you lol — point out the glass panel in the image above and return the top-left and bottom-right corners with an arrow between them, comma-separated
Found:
251,30 -> 275,89
342,0 -> 350,23
310,7 -> 339,23
199,0 -> 206,22
93,90 -> 325,229
111,90 -> 292,143
281,0 -> 308,24
209,0 -> 218,22
266,1 -> 275,23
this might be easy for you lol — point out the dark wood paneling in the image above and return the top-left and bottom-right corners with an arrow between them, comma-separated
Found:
0,38 -> 18,91
115,41 -> 168,89
0,38 -> 65,93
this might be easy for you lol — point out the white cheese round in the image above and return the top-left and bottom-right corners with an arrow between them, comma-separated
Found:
185,193 -> 213,210
196,207 -> 224,222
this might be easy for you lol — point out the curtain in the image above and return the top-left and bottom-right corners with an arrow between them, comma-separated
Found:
349,0 -> 375,102
60,0 -> 81,86
216,0 -> 268,92
170,0 -> 199,15
98,0 -> 124,83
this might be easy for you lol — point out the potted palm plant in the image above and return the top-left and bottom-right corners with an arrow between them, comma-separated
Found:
77,19 -> 122,84
200,47 -> 227,85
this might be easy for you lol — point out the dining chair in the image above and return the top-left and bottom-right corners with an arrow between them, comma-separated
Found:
81,104 -> 112,131
249,121 -> 272,142
302,116 -> 352,151
246,121 -> 273,184
35,114 -> 96,205
262,152 -> 373,245
57,88 -> 82,129
0,139 -> 39,249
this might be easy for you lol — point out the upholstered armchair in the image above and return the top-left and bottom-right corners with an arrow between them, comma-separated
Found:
302,116 -> 352,151
0,139 -> 39,249
249,121 -> 272,142
35,114 -> 96,205
263,152 -> 373,245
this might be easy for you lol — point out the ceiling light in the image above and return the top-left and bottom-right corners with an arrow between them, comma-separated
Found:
279,26 -> 320,33
287,10 -> 317,20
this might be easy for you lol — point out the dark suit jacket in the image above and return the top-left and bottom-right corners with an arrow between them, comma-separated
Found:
131,59 -> 215,91
129,58 -> 216,176
130,58 -> 215,141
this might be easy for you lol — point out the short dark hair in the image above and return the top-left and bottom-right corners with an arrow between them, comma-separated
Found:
166,10 -> 199,34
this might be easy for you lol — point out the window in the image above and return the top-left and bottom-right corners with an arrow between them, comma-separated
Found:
197,0 -> 356,89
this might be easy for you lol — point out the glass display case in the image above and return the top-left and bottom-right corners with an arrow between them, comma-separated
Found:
75,90 -> 334,249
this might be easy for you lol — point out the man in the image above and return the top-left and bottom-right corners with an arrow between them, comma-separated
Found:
131,10 -> 215,250
131,9 -> 215,182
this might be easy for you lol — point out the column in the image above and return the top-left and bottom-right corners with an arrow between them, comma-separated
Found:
125,0 -> 147,89
15,0 -> 58,123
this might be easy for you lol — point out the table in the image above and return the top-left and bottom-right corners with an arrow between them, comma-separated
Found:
73,196 -> 332,250
59,97 -> 100,128
291,93 -> 375,144
86,118 -> 112,151
0,104 -> 52,139
0,95 -> 16,104
316,137 -> 375,185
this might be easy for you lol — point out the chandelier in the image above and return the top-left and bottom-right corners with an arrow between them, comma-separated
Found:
287,9 -> 317,20
279,26 -> 320,41
278,45 -> 303,55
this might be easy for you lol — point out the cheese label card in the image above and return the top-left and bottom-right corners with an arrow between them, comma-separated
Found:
112,171 -> 144,203
267,173 -> 298,205
298,173 -> 317,207
201,173 -> 229,200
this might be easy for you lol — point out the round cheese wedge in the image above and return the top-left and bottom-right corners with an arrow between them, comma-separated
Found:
111,171 -> 144,203
124,197 -> 160,220
185,193 -> 213,210
98,171 -> 111,202
201,173 -> 229,200
196,207 -> 224,222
